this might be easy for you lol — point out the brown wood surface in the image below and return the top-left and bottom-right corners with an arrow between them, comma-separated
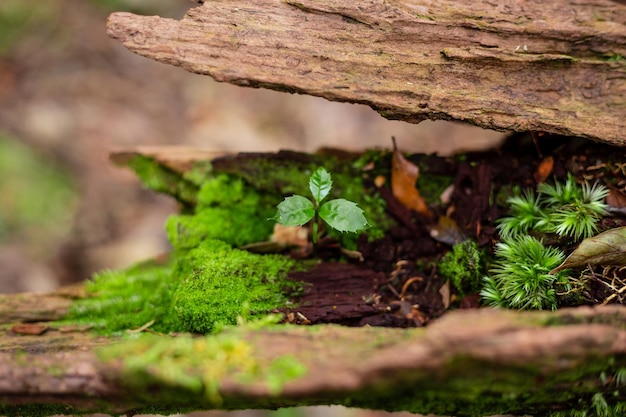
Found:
2,282 -> 626,415
106,0 -> 626,146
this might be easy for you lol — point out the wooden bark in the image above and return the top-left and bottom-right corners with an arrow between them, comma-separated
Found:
106,0 -> 626,146
2,285 -> 626,416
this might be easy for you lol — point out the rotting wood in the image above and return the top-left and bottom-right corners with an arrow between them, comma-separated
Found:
106,0 -> 626,146
2,283 -> 626,416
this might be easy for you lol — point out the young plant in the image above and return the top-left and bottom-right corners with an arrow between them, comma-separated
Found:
272,167 -> 369,250
498,174 -> 609,241
480,235 -> 571,310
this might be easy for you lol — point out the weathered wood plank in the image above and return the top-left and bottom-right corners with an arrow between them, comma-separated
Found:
2,281 -> 626,417
106,0 -> 626,146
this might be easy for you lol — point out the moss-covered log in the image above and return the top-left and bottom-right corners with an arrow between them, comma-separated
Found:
2,288 -> 626,416
106,0 -> 626,146
3,147 -> 626,416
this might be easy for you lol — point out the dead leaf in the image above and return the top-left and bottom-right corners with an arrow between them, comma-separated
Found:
271,223 -> 309,246
439,280 -> 451,309
534,156 -> 554,184
551,226 -> 626,274
11,323 -> 49,335
391,137 -> 432,218
428,215 -> 466,246
607,187 -> 626,208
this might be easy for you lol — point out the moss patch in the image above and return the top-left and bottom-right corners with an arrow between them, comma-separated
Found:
166,174 -> 276,249
438,240 -> 485,297
62,240 -> 302,335
62,257 -> 182,335
97,330 -> 307,406
126,155 -> 199,208
173,239 -> 301,334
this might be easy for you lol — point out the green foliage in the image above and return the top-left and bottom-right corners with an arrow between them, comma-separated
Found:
480,235 -> 571,310
273,167 -> 369,247
64,258 -> 182,334
438,240 -> 485,296
166,174 -> 275,249
498,174 -> 609,241
0,135 -> 77,250
172,239 -> 300,334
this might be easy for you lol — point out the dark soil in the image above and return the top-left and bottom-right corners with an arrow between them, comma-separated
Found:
283,134 -> 626,328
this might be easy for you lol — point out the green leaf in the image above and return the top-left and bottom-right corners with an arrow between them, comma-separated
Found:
309,167 -> 332,205
273,195 -> 314,226
319,199 -> 369,233
550,226 -> 626,274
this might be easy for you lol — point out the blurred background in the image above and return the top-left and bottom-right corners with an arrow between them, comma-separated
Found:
0,1 -> 504,416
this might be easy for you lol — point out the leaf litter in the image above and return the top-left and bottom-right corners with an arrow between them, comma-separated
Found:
277,134 -> 626,328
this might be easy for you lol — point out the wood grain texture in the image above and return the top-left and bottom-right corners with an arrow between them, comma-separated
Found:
106,0 -> 626,146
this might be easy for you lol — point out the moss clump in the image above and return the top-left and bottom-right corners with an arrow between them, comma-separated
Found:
63,258 -> 183,335
438,240 -> 485,296
172,239 -> 301,334
166,174 -> 275,249
62,240 -> 302,335
98,330 -> 307,405
126,155 -> 199,207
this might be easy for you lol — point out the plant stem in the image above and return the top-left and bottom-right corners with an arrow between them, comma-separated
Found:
312,209 -> 319,255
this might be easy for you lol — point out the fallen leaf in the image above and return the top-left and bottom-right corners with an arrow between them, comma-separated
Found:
11,324 -> 49,335
439,280 -> 451,309
391,137 -> 432,218
550,226 -> 626,274
534,156 -> 554,184
607,187 -> 626,208
271,224 -> 309,247
428,215 -> 466,246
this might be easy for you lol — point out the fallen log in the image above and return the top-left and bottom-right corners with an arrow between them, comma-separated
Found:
106,0 -> 626,146
2,284 -> 626,416
2,146 -> 626,416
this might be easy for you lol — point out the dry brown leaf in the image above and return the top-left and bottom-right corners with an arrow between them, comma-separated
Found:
551,226 -> 626,274
428,215 -> 466,246
391,137 -> 432,218
607,187 -> 626,208
271,224 -> 309,246
534,156 -> 554,184
439,280 -> 451,310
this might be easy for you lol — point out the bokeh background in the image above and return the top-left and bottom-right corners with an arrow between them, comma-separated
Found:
0,1 -> 504,416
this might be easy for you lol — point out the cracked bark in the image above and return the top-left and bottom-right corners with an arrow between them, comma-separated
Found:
106,0 -> 626,146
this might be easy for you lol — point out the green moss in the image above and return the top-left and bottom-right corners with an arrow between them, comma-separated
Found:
438,240 -> 485,296
97,330 -> 307,405
172,239 -> 301,334
126,155 -> 199,207
62,257 -> 182,335
166,175 -> 275,249
0,403 -> 84,417
340,354 -> 626,416
183,160 -> 215,186
61,240 -> 303,335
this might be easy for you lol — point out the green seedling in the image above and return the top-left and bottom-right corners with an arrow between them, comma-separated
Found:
498,173 -> 609,241
272,167 -> 369,251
